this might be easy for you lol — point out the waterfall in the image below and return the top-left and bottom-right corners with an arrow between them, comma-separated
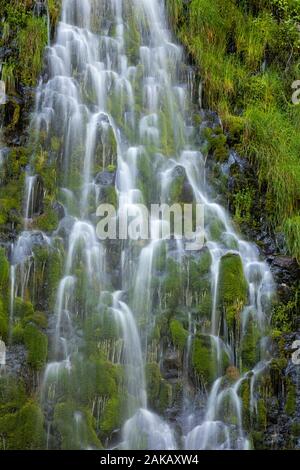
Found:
7,0 -> 276,450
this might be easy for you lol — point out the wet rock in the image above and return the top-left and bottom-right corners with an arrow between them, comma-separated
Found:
55,215 -> 76,239
30,175 -> 44,218
52,201 -> 65,221
163,348 -> 182,377
95,170 -> 116,186
168,165 -> 194,204
199,109 -> 222,131
5,344 -> 27,378
271,256 -> 300,285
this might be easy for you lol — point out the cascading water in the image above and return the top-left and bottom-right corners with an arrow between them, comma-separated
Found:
7,0 -> 276,450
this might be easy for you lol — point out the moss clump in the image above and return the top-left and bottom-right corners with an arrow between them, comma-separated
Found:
0,299 -> 8,341
35,206 -> 59,233
0,401 -> 45,450
145,363 -> 172,414
17,16 -> 48,86
192,334 -> 216,386
285,381 -> 296,416
0,248 -> 9,288
11,322 -> 24,344
157,380 -> 172,414
240,318 -> 261,369
163,258 -> 182,309
203,127 -> 229,162
54,402 -> 101,450
14,298 -> 35,320
100,186 -> 118,208
240,378 -> 251,429
170,319 -> 188,352
24,311 -> 48,329
145,363 -> 162,406
24,323 -> 48,370
99,396 -> 123,437
256,399 -> 267,430
188,249 -> 212,292
12,401 -> 45,449
218,253 -> 248,329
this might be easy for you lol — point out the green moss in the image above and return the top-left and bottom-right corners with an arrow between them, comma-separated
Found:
271,294 -> 298,333
192,334 -> 216,386
0,298 -> 8,341
240,318 -> 261,369
35,206 -> 59,233
208,217 -> 225,242
283,216 -> 300,263
100,186 -> 118,208
24,311 -> 48,329
12,401 -> 45,450
14,298 -> 34,319
163,258 -> 182,309
145,363 -> 162,405
99,396 -> 122,437
285,381 -> 296,416
170,319 -> 188,352
0,248 -> 9,288
24,323 -> 48,370
0,400 -> 45,450
188,250 -> 212,294
204,127 -> 229,162
218,253 -> 248,329
240,378 -> 251,429
157,380 -> 172,414
54,402 -> 101,450
48,0 -> 62,35
11,322 -> 24,344
257,399 -> 267,430
233,189 -> 255,226
17,16 -> 48,86
251,431 -> 265,450
124,12 -> 141,63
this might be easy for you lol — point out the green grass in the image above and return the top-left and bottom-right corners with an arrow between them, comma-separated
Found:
167,0 -> 300,260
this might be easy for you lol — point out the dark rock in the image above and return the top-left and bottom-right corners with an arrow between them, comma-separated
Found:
55,215 -> 76,239
271,256 -> 300,285
163,349 -> 182,375
52,201 -> 65,220
95,170 -> 116,186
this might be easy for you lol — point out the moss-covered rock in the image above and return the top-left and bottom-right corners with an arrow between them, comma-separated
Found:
191,334 -> 217,387
0,248 -> 9,288
54,402 -> 101,450
24,323 -> 48,370
0,299 -> 8,341
170,319 -> 188,352
240,318 -> 261,369
218,253 -> 248,329
285,380 -> 296,416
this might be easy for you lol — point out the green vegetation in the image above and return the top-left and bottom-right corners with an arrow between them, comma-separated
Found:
0,1 -> 48,89
192,334 -> 217,386
24,323 -> 48,370
0,376 -> 45,450
167,0 -> 300,259
170,319 -> 188,352
218,253 -> 248,329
